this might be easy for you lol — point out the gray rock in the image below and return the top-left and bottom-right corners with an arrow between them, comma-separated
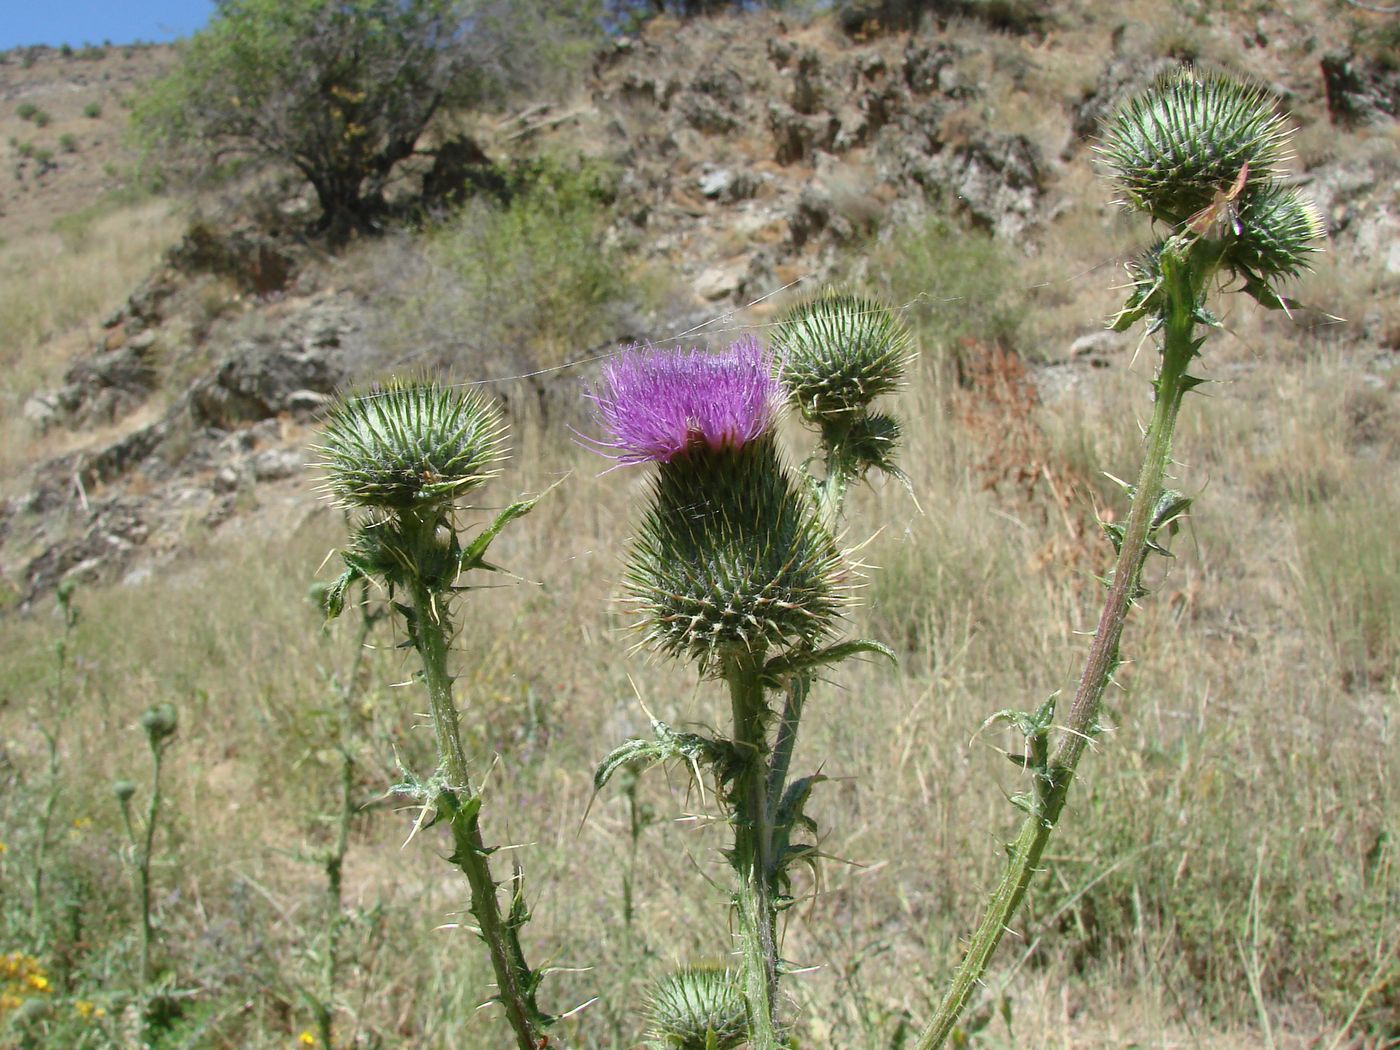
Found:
22,393 -> 62,430
212,466 -> 242,493
190,337 -> 345,428
252,448 -> 303,482
1322,51 -> 1400,127
694,265 -> 744,302
1069,330 -> 1126,360
699,167 -> 733,198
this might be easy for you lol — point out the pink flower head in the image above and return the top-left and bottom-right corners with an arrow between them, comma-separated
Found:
585,337 -> 781,464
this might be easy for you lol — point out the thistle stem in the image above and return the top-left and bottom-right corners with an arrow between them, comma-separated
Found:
767,448 -> 852,835
138,738 -> 166,991
725,654 -> 785,1050
406,562 -> 544,1050
765,673 -> 810,826
914,246 -> 1202,1050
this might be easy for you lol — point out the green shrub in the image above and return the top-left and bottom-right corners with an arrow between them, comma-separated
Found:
861,210 -> 1026,379
16,102 -> 38,121
58,133 -> 78,153
83,101 -> 102,119
409,159 -> 639,375
32,109 -> 51,128
134,0 -> 601,234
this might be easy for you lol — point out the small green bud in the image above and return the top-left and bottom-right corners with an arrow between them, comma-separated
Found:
646,966 -> 749,1050
626,437 -> 847,673
1230,183 -> 1325,281
830,410 -> 904,480
315,380 -> 508,511
113,779 -> 137,803
140,703 -> 178,743
1099,69 -> 1290,228
772,292 -> 914,422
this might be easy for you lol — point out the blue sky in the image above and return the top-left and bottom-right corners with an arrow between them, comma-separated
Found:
1,1 -> 214,51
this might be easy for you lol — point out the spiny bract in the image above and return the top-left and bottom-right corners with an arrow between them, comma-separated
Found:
316,380 -> 507,510
626,437 -> 847,672
772,293 -> 913,421
646,966 -> 749,1050
1230,182 -> 1325,280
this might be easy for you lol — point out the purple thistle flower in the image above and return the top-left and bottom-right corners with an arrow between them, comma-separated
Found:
585,337 -> 782,465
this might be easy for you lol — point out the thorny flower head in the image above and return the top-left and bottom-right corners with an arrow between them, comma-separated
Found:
315,379 -> 508,511
585,338 -> 781,465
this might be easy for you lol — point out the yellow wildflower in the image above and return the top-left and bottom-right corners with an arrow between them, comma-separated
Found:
297,1032 -> 317,1047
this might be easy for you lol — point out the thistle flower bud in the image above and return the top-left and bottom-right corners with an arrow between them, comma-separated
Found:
840,410 -> 904,478
140,703 -> 178,744
113,779 -> 137,803
1099,69 -> 1290,228
627,435 -> 846,671
316,380 -> 507,510
1230,183 -> 1325,280
646,966 -> 749,1050
588,341 -> 846,670
772,293 -> 913,422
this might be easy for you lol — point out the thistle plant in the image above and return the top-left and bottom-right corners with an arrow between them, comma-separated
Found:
588,325 -> 907,1048
913,69 -> 1322,1048
115,701 -> 177,1038
314,379 -> 557,1050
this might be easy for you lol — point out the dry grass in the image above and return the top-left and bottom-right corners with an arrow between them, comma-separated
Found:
2,288 -> 1394,1046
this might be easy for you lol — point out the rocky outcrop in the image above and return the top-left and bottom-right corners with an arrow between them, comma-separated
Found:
4,290 -> 370,601
1322,50 -> 1400,127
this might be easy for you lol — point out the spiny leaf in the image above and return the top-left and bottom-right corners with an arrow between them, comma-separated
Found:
459,476 -> 566,573
593,720 -> 738,793
761,639 -> 896,685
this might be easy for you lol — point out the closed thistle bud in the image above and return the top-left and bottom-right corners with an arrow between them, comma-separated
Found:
1099,69 -> 1290,228
113,779 -> 137,803
315,380 -> 507,511
772,293 -> 913,422
1229,183 -> 1325,280
140,703 -> 178,744
646,966 -> 749,1050
838,410 -> 904,479
586,341 -> 846,671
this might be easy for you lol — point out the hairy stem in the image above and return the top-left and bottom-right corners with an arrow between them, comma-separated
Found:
138,740 -> 167,991
914,247 -> 1202,1050
766,445 -> 852,852
725,654 -> 784,1050
406,562 -> 544,1050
